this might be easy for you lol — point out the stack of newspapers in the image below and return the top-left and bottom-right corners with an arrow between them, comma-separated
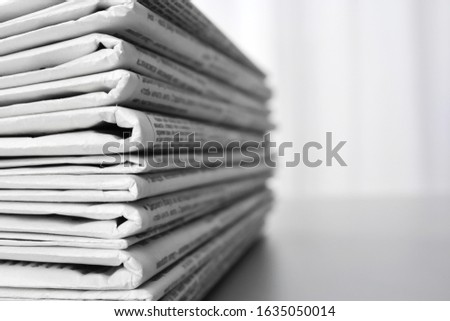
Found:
0,0 -> 273,300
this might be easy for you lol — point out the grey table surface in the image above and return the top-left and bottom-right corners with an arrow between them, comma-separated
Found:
205,196 -> 450,300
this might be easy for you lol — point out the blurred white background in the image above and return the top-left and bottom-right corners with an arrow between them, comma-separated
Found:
194,0 -> 450,201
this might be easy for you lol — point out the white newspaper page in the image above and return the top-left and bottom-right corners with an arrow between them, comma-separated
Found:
0,71 -> 271,131
0,0 -> 63,23
0,191 -> 264,250
138,0 -> 266,77
0,34 -> 268,113
0,0 -> 271,100
0,106 -> 263,157
0,204 -> 267,300
0,178 -> 269,220
0,188 -> 269,250
162,204 -> 272,301
0,192 -> 268,290
0,178 -> 268,240
0,149 -> 266,175
0,165 -> 271,202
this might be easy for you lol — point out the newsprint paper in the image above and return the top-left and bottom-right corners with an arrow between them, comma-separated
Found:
0,0 -> 273,303
0,202 -> 269,300
0,164 -> 271,202
0,34 -> 267,113
0,191 -> 270,291
0,71 -> 271,131
0,0 -> 271,100
0,177 -> 268,241
0,149 -> 266,175
138,0 -> 265,77
0,106 -> 264,156
0,0 -> 63,22
161,212 -> 265,301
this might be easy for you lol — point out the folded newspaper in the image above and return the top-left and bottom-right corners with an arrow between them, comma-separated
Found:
0,70 -> 271,131
0,203 -> 269,300
0,164 -> 271,202
0,33 -> 268,114
0,177 -> 268,240
161,218 -> 263,301
0,149 -> 266,175
0,106 -> 264,156
139,0 -> 265,77
0,0 -> 271,100
0,0 -> 63,23
0,191 -> 269,290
